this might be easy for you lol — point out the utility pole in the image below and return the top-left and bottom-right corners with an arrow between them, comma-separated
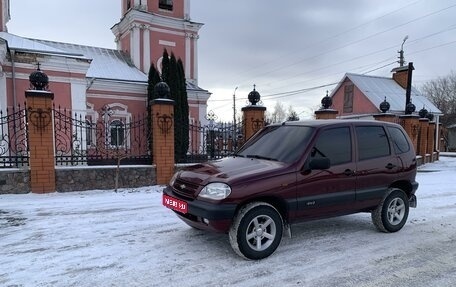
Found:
233,87 -> 238,148
398,35 -> 409,67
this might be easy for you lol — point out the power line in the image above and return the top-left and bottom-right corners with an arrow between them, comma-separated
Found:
235,2 -> 456,89
228,0 -> 423,84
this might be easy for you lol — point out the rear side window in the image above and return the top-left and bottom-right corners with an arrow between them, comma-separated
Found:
312,127 -> 351,165
356,126 -> 390,160
387,127 -> 410,154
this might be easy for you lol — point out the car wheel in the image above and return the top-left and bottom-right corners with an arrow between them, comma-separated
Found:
371,188 -> 409,233
229,202 -> 283,260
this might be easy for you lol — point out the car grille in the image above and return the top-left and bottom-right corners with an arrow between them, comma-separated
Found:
172,178 -> 200,199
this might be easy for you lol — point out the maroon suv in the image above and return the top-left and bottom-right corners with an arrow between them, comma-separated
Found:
163,120 -> 418,260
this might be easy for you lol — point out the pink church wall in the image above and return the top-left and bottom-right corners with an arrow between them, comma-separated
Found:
6,78 -> 72,109
120,34 -> 131,55
87,89 -> 146,116
3,67 -> 74,109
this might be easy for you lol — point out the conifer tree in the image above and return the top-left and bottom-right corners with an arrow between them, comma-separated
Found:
177,58 -> 189,160
161,49 -> 170,82
147,63 -> 161,102
146,49 -> 189,162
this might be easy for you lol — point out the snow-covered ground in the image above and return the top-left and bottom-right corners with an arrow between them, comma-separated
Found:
1,156 -> 456,287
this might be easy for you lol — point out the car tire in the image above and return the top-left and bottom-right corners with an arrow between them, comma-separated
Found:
371,188 -> 409,233
229,202 -> 283,260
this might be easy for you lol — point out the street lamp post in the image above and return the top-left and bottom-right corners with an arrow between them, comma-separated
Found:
399,35 -> 409,67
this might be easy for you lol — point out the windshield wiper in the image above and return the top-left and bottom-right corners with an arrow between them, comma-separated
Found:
245,154 -> 278,161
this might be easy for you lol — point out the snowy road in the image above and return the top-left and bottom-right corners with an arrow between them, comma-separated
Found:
1,156 -> 456,287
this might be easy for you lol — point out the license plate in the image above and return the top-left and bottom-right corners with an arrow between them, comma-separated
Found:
163,194 -> 188,214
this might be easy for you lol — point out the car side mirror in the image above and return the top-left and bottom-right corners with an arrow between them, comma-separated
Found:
309,157 -> 330,170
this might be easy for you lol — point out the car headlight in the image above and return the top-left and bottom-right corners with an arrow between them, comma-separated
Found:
169,172 -> 179,186
198,183 -> 231,200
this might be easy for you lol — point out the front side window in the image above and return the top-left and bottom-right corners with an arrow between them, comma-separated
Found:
237,125 -> 314,163
388,127 -> 410,154
312,127 -> 352,165
356,126 -> 390,160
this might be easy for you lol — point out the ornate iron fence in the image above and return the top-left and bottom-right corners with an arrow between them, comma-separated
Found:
0,105 -> 29,168
54,106 -> 152,166
180,117 -> 244,163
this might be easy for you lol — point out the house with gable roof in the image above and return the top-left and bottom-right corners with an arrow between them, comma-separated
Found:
329,64 -> 443,151
0,0 -> 210,127
330,68 -> 442,119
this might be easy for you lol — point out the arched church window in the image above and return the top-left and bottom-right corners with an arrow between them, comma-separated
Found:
159,0 -> 173,11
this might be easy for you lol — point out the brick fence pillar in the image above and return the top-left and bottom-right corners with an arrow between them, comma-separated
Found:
399,115 -> 420,154
242,105 -> 266,141
373,113 -> 398,123
418,118 -> 429,162
314,109 -> 338,120
427,122 -> 436,162
25,90 -> 55,193
151,98 -> 175,185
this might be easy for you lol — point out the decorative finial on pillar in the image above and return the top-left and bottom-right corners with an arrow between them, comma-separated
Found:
154,81 -> 170,99
248,84 -> 261,105
321,90 -> 332,109
418,106 -> 428,118
379,97 -> 391,113
29,62 -> 49,91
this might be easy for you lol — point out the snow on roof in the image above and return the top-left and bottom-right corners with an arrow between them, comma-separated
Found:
186,80 -> 208,92
1,32 -> 209,91
34,39 -> 148,82
334,73 -> 442,115
0,32 -> 83,57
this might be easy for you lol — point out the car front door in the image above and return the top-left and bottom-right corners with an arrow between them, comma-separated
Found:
295,126 -> 357,220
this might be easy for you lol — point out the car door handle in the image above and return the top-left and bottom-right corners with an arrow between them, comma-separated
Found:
385,163 -> 396,170
343,169 -> 355,176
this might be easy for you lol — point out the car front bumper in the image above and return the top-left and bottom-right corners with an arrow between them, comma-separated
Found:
162,186 -> 237,233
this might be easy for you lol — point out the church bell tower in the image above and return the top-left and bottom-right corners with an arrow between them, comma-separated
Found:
0,0 -> 10,32
112,0 -> 203,85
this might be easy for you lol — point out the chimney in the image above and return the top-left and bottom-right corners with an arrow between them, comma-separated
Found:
391,62 -> 414,90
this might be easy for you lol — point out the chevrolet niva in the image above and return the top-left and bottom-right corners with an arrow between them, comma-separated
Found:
163,120 -> 418,260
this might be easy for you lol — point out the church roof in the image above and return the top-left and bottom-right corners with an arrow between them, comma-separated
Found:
34,40 -> 148,83
0,32 -> 208,91
332,73 -> 442,115
0,32 -> 146,82
0,32 -> 83,57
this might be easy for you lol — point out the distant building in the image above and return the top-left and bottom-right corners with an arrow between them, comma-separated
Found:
329,65 -> 443,150
0,0 -> 210,124
446,124 -> 456,152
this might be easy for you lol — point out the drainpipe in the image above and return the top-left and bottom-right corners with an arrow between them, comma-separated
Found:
10,48 -> 17,108
86,77 -> 96,91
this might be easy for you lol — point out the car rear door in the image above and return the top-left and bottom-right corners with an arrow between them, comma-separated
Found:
354,124 -> 401,209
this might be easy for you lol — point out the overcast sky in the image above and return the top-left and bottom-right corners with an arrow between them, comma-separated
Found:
7,0 -> 456,120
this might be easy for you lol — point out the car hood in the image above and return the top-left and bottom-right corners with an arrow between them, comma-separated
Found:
178,156 -> 287,187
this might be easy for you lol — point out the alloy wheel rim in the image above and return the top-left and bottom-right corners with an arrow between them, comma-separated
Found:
246,215 -> 276,251
387,198 -> 405,225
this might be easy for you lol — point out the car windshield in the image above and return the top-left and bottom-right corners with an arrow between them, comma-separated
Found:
236,125 -> 314,163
